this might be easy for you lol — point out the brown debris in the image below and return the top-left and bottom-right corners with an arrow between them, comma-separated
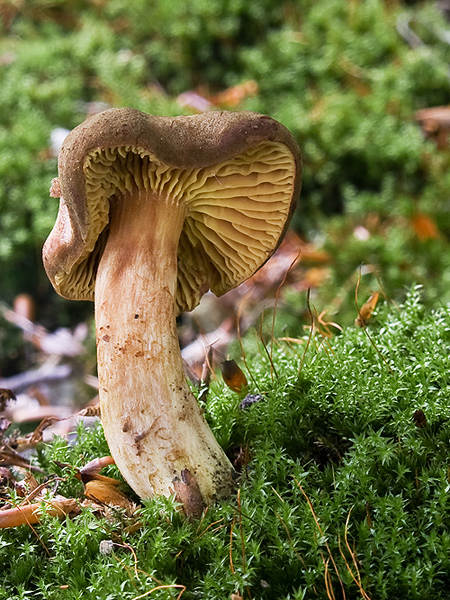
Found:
77,404 -> 101,418
221,360 -> 248,394
0,444 -> 42,471
355,292 -> 379,327
413,409 -> 427,428
415,106 -> 450,149
182,231 -> 328,373
0,388 -> 16,411
84,480 -> 134,514
172,469 -> 205,519
177,80 -> 258,113
411,213 -> 441,242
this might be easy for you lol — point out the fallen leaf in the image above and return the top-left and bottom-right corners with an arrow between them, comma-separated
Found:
221,359 -> 248,393
77,404 -> 101,418
210,80 -> 258,108
411,213 -> 441,241
0,444 -> 42,471
16,416 -> 61,447
355,292 -> 379,327
415,106 -> 450,149
303,267 -> 330,288
413,409 -> 427,428
172,469 -> 205,519
79,455 -> 115,478
84,480 -> 133,513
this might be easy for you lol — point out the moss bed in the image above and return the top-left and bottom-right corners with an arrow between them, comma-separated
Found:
1,287 -> 450,599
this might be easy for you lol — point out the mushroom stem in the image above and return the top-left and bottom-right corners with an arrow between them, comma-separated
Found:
95,189 -> 233,507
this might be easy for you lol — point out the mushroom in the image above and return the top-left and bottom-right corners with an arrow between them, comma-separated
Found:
43,108 -> 301,512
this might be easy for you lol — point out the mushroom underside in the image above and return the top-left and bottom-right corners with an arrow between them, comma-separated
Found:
56,140 -> 297,311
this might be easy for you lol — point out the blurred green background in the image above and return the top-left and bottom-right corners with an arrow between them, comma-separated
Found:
0,0 -> 449,375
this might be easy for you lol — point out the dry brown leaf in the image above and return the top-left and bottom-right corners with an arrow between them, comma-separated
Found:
303,267 -> 331,288
221,359 -> 248,393
84,480 -> 133,513
210,80 -> 258,108
172,468 -> 205,519
79,455 -> 115,477
415,106 -> 450,149
0,444 -> 42,471
411,213 -> 441,241
355,292 -> 379,327
16,416 -> 61,447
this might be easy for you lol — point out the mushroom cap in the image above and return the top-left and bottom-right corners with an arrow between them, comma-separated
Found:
43,108 -> 301,313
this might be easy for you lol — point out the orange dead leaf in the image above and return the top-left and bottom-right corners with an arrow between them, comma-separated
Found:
411,213 -> 440,241
303,267 -> 331,288
355,292 -> 379,327
211,80 -> 258,108
299,248 -> 331,264
0,497 -> 78,528
84,480 -> 133,512
221,359 -> 248,393
177,80 -> 258,113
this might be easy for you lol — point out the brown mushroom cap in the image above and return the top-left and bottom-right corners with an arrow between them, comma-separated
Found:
43,108 -> 301,313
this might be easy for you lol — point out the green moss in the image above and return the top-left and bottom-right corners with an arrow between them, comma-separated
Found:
1,288 -> 450,598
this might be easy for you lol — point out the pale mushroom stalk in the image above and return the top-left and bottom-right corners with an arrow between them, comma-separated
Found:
95,188 -> 230,503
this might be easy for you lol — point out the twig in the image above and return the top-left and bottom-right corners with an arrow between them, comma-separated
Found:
132,584 -> 186,600
229,515 -> 236,575
338,507 -> 372,600
294,478 -> 346,600
322,555 -> 336,600
298,289 -> 314,374
236,291 -> 259,389
236,489 -> 246,574
0,360 -> 72,394
355,268 -> 393,374
258,310 -> 279,381
0,496 -> 78,528
270,252 -> 302,369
